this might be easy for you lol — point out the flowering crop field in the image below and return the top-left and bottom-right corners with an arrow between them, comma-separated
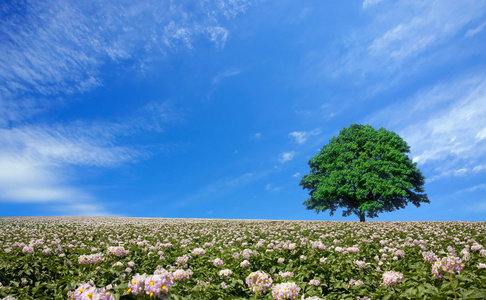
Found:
0,217 -> 486,300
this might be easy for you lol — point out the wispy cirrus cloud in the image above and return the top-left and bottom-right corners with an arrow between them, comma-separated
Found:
451,182 -> 486,197
0,0 -> 259,214
466,183 -> 486,193
0,0 -> 257,125
310,1 -> 486,94
0,121 -> 145,208
279,151 -> 296,163
367,75 -> 486,180
0,98 -> 178,214
206,0 -> 259,19
366,1 -> 485,60
465,21 -> 486,37
289,128 -> 321,144
265,183 -> 282,192
205,26 -> 230,49
213,68 -> 242,84
362,0 -> 385,9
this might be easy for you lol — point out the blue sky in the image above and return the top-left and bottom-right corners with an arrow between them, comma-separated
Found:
1,0 -> 485,221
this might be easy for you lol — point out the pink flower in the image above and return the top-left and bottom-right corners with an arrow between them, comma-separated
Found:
219,269 -> 232,277
128,274 -> 146,296
353,260 -> 369,269
308,279 -> 321,286
349,279 -> 364,286
144,275 -> 163,297
433,256 -> 464,276
173,269 -> 191,281
272,282 -> 300,300
246,271 -> 273,293
107,246 -> 129,257
212,258 -> 223,267
192,248 -> 206,256
240,260 -> 250,267
382,271 -> 403,286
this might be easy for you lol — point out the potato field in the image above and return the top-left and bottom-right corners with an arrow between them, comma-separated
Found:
0,217 -> 485,300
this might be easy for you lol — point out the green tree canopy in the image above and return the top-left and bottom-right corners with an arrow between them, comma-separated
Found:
300,124 -> 429,222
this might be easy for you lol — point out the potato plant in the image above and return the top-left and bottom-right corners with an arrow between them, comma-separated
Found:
0,217 -> 485,299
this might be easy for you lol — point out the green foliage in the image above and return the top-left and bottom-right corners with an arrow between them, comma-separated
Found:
300,124 -> 429,221
1,218 -> 486,300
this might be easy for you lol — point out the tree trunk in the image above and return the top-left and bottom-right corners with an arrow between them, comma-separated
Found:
359,211 -> 366,222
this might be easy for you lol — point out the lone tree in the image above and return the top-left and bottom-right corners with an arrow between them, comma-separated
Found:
300,124 -> 429,222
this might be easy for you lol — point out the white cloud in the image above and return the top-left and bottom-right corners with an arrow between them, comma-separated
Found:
369,22 -> 436,59
0,1 -> 254,126
0,124 -> 143,168
292,172 -> 301,178
139,100 -> 184,132
253,133 -> 261,139
473,165 -> 486,172
467,183 -> 486,192
213,68 -> 242,84
362,0 -> 385,9
0,119 -> 149,215
0,155 -> 68,203
476,127 -> 486,142
466,21 -> 486,37
295,104 -> 339,124
405,79 -> 486,166
0,1 -> 259,215
454,182 -> 486,195
289,132 -> 307,144
367,2 -> 485,59
279,151 -> 296,163
205,26 -> 230,49
265,183 -> 281,192
454,168 -> 469,176
2,186 -> 86,204
208,0 -> 256,19
367,75 -> 486,179
311,1 -> 486,95
0,151 -> 107,215
163,21 -> 193,49
289,128 -> 321,144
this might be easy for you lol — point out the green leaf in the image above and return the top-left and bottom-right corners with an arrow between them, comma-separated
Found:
400,287 -> 416,297
382,293 -> 393,300
469,290 -> 486,299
